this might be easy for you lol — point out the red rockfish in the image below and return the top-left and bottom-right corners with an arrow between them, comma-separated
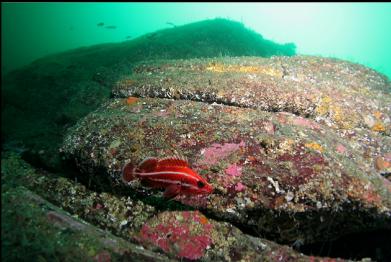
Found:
122,157 -> 213,199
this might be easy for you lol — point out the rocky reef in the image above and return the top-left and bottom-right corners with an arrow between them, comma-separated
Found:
2,18 -> 295,171
60,56 -> 390,260
3,153 -> 340,261
2,18 -> 391,262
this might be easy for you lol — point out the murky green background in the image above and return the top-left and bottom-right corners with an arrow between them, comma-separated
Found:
2,3 -> 391,79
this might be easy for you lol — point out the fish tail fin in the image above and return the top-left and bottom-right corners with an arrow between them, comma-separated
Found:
122,161 -> 137,183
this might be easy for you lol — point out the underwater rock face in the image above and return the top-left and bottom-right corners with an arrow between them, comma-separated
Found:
112,56 -> 391,181
112,56 -> 390,133
4,16 -> 390,259
1,185 -> 172,262
3,154 -> 331,262
2,19 -> 295,172
61,56 -> 391,260
136,210 -> 325,261
62,96 -> 391,245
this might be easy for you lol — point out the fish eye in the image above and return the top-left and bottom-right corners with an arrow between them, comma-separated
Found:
197,181 -> 205,188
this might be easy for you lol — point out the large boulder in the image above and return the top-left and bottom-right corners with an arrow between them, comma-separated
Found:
112,56 -> 390,134
3,154 -> 333,261
3,17 -> 391,261
62,57 -> 391,248
112,56 -> 391,177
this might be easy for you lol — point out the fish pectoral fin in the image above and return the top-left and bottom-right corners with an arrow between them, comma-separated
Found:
163,184 -> 181,199
122,162 -> 136,183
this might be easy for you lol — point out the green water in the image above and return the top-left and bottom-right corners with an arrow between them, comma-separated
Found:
2,2 -> 391,79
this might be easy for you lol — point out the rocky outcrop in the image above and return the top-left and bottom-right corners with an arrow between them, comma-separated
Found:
61,57 -> 391,254
3,20 -> 391,261
2,19 -> 295,171
2,185 -> 172,261
3,154 -> 334,261
113,56 -> 390,134
62,95 -> 391,246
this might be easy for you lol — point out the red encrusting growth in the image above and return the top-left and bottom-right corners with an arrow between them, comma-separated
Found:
137,211 -> 213,260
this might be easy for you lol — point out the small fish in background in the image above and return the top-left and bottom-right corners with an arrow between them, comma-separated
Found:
125,35 -> 132,39
122,157 -> 213,199
97,22 -> 104,27
166,22 -> 177,27
105,25 -> 117,29
146,32 -> 158,39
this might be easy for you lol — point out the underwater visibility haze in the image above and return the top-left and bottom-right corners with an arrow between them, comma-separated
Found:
2,2 -> 391,262
2,3 -> 391,79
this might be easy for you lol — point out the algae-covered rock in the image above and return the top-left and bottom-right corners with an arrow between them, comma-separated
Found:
3,154 -> 334,261
112,56 -> 390,134
2,19 -> 295,171
1,185 -> 172,262
136,210 -> 334,261
112,56 -> 391,180
62,95 -> 391,246
4,14 -> 390,261
1,153 -> 157,241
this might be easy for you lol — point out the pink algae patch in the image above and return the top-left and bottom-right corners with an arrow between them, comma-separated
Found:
225,164 -> 242,177
235,182 -> 246,192
336,144 -> 346,154
361,190 -> 383,206
137,211 -> 213,260
197,141 -> 245,166
291,116 -> 320,130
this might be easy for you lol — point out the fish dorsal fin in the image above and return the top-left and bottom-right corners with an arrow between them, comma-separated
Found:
158,157 -> 189,168
138,157 -> 159,172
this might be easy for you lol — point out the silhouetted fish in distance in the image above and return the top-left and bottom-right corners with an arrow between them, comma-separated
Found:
146,32 -> 158,39
105,25 -> 117,29
166,22 -> 177,27
97,22 -> 104,27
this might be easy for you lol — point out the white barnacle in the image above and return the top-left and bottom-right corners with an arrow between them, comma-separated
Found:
119,220 -> 128,227
267,177 -> 280,193
226,207 -> 236,214
316,201 -> 322,209
285,191 -> 294,202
